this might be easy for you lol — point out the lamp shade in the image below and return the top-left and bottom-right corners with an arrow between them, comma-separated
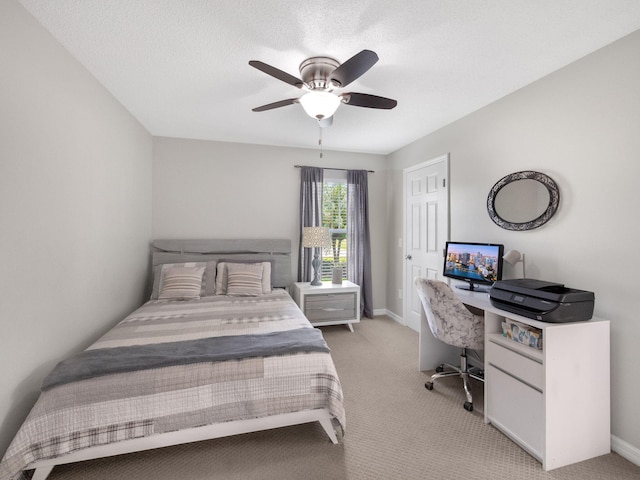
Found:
299,91 -> 341,120
503,249 -> 522,264
302,226 -> 332,248
503,249 -> 526,278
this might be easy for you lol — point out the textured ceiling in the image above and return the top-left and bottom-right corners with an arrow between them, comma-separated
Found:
17,0 -> 640,155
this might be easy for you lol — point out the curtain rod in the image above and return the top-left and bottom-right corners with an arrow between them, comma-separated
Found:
294,165 -> 374,173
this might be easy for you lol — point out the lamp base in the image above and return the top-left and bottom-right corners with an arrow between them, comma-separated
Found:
310,254 -> 322,286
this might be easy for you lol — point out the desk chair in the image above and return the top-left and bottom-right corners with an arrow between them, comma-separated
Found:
414,278 -> 485,412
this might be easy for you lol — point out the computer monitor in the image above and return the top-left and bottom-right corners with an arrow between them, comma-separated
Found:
443,241 -> 504,292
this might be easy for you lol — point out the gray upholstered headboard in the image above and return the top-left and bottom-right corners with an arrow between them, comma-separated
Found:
151,239 -> 292,288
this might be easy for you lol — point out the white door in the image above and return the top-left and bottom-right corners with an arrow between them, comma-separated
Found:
403,154 -> 458,370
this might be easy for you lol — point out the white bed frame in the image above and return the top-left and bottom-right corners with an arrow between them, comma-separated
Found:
29,409 -> 338,480
25,239 -> 340,480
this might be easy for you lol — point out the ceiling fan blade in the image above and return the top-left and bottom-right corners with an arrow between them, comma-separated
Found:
342,92 -> 397,109
329,50 -> 379,87
249,60 -> 305,88
251,98 -> 298,112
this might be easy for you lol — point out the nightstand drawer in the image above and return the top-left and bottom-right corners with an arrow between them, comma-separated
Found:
305,293 -> 356,321
292,281 -> 360,332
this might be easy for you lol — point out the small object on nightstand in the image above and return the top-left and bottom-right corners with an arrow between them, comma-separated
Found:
332,267 -> 343,284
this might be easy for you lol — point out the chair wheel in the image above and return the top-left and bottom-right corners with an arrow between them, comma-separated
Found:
435,364 -> 444,373
425,382 -> 434,390
464,402 -> 473,412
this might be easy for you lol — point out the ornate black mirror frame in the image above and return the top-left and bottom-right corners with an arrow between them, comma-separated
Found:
487,171 -> 560,231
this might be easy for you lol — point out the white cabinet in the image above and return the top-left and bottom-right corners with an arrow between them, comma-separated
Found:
292,281 -> 361,332
486,335 -> 545,461
452,289 -> 611,471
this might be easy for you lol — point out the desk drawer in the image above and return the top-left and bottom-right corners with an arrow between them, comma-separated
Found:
487,365 -> 544,460
305,293 -> 356,321
488,340 -> 543,391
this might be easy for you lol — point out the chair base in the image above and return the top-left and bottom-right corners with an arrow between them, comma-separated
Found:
424,348 -> 484,411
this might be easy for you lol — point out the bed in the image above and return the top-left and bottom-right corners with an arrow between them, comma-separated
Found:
0,239 -> 345,480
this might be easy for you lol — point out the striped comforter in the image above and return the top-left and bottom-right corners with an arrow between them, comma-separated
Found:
0,290 -> 345,480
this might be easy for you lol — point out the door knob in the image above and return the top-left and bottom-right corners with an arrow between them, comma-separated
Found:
405,254 -> 412,260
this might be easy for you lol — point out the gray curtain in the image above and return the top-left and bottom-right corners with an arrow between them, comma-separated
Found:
347,170 -> 373,318
297,166 -> 324,282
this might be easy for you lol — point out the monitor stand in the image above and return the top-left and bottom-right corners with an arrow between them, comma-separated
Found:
455,283 -> 490,293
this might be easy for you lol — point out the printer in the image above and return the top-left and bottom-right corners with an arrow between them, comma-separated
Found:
489,279 -> 595,323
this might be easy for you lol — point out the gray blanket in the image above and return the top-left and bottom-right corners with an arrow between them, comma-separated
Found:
42,327 -> 329,390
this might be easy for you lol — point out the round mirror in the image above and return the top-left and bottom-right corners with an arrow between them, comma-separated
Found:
487,171 -> 560,231
494,179 -> 550,223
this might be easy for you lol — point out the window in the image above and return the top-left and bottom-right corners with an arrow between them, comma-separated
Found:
322,173 -> 347,280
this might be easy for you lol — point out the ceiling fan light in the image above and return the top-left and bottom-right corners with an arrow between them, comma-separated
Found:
299,91 -> 341,119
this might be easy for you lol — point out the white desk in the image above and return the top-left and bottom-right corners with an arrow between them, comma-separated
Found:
421,287 -> 611,471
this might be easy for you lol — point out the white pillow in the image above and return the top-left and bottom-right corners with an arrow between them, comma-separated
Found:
150,261 -> 216,299
226,262 -> 265,297
158,266 -> 205,300
215,261 -> 271,295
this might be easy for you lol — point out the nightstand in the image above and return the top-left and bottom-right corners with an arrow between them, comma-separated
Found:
292,281 -> 361,332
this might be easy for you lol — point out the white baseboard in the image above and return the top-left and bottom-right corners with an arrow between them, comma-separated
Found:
380,309 -> 405,325
612,435 -> 640,467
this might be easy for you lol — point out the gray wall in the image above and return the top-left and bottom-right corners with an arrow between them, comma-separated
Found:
0,1 -> 153,455
152,137 -> 388,312
386,30 -> 640,456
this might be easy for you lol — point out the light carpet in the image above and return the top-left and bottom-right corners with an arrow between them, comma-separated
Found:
47,317 -> 638,480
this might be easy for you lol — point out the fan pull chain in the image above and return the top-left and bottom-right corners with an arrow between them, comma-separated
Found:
318,125 -> 323,158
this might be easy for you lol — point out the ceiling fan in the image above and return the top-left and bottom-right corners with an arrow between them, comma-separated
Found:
249,49 -> 397,127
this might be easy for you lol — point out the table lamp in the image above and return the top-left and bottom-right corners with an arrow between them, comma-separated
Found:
302,226 -> 332,286
503,249 -> 526,278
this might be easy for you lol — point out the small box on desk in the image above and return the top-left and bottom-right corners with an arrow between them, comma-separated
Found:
502,319 -> 543,350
